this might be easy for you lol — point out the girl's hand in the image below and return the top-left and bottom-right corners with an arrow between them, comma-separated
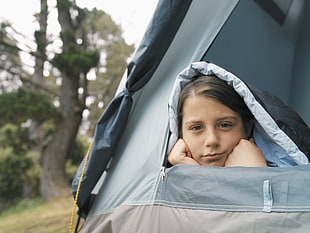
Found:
225,138 -> 267,167
168,139 -> 200,166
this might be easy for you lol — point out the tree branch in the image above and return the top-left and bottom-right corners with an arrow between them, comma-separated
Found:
20,75 -> 59,97
2,67 -> 60,97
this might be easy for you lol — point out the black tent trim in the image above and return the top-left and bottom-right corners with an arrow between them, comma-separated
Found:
254,0 -> 293,25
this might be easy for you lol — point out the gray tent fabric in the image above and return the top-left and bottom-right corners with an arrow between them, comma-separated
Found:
72,0 -> 310,232
80,62 -> 310,232
81,206 -> 310,233
156,165 -> 310,212
81,164 -> 310,233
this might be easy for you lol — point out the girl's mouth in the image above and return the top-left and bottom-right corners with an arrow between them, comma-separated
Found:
202,153 -> 223,160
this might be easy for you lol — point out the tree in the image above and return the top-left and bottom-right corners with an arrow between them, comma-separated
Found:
40,0 -> 134,200
28,0 -> 48,159
0,22 -> 23,93
83,8 -> 135,134
0,124 -> 34,211
0,0 -> 134,202
39,0 -> 97,200
0,88 -> 58,209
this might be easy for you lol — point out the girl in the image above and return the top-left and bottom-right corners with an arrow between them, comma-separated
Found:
168,74 -> 267,167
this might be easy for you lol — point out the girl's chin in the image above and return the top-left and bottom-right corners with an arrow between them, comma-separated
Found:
199,160 -> 226,167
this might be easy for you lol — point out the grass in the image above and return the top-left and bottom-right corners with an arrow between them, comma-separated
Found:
0,193 -> 82,233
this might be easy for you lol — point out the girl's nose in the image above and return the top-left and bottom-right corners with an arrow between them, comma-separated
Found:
204,129 -> 219,147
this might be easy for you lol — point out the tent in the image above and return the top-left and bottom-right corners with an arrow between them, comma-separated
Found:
72,0 -> 310,232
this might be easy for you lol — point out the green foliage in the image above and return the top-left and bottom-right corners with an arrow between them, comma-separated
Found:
66,135 -> 88,183
0,125 -> 41,211
59,29 -> 75,43
67,135 -> 87,165
51,44 -> 100,76
1,2 -> 135,206
83,8 -> 123,41
75,6 -> 87,25
0,22 -> 19,53
23,151 -> 41,198
0,124 -> 33,155
0,21 -> 23,93
0,148 -> 33,199
80,8 -> 135,134
52,3 -> 100,78
0,88 -> 59,127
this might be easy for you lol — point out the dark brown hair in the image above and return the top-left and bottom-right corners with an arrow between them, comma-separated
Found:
177,75 -> 254,137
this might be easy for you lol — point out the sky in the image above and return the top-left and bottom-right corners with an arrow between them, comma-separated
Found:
0,0 -> 158,45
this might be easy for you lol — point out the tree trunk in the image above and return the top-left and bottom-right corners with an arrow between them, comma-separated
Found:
40,0 -> 84,200
41,72 -> 83,200
26,0 -> 48,199
29,0 -> 47,149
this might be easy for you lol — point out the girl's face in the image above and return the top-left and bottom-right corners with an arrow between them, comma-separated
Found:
181,95 -> 246,167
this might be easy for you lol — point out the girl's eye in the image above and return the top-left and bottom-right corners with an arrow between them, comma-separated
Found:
190,125 -> 203,131
218,122 -> 233,128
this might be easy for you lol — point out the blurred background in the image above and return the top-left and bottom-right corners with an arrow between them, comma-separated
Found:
0,0 -> 156,232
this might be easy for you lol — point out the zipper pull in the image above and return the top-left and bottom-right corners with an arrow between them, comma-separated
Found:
160,166 -> 166,180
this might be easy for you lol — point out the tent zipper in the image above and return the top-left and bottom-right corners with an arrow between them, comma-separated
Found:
160,166 -> 166,180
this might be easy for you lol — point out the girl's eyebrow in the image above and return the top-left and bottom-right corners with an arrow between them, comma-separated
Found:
184,116 -> 238,125
184,120 -> 203,125
218,116 -> 238,121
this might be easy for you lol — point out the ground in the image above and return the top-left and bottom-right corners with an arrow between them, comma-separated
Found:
0,192 -> 82,233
